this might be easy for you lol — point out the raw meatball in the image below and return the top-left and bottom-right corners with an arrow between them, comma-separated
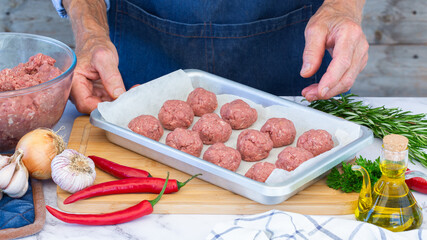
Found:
276,146 -> 314,171
297,129 -> 334,156
203,143 -> 241,172
192,113 -> 232,145
260,118 -> 296,147
245,162 -> 276,183
158,100 -> 194,130
128,115 -> 163,141
186,87 -> 218,116
237,129 -> 273,162
166,128 -> 203,157
220,99 -> 257,130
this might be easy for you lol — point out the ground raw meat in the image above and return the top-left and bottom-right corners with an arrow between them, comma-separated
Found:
275,146 -> 314,171
297,129 -> 334,156
0,53 -> 66,152
192,113 -> 232,145
260,118 -> 296,148
245,162 -> 276,182
128,115 -> 164,141
186,87 -> 218,117
237,129 -> 273,162
0,53 -> 62,92
165,128 -> 203,157
158,100 -> 194,130
203,143 -> 241,172
220,99 -> 257,130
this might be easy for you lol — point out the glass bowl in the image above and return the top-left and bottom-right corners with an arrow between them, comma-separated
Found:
0,33 -> 76,152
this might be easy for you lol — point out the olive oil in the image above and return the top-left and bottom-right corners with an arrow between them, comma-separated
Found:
355,174 -> 422,232
354,134 -> 423,232
380,162 -> 406,178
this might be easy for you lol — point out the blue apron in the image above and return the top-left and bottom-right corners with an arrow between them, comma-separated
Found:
107,0 -> 331,96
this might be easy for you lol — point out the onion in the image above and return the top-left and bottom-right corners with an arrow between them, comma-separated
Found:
16,128 -> 65,180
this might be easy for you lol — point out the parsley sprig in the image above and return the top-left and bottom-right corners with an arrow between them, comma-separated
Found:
308,94 -> 427,167
326,156 -> 382,193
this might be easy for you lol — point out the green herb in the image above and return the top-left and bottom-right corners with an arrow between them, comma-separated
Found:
308,94 -> 427,167
326,156 -> 382,192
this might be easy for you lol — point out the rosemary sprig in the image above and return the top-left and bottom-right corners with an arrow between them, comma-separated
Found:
307,94 -> 427,167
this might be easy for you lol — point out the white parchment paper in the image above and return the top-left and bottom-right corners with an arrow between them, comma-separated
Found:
98,70 -> 360,184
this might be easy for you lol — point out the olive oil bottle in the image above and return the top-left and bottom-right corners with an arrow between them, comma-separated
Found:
353,134 -> 423,232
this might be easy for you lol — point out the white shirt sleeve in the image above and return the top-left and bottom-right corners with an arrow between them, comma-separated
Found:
51,0 -> 110,18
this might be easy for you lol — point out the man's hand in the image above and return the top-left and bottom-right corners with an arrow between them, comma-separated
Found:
64,0 -> 125,114
71,37 -> 124,113
300,0 -> 368,101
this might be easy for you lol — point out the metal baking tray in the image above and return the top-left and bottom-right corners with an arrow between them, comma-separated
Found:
90,69 -> 373,205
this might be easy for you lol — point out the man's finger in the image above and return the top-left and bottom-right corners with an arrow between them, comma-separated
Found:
302,84 -> 314,96
320,37 -> 369,99
302,83 -> 319,101
322,66 -> 357,99
300,24 -> 327,78
70,73 -> 102,114
92,80 -> 114,102
92,48 -> 126,99
130,84 -> 141,90
360,51 -> 369,73
316,33 -> 357,98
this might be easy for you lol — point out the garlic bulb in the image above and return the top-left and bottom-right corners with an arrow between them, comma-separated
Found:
3,150 -> 29,198
51,149 -> 96,193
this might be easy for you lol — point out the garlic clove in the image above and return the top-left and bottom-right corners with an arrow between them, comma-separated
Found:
0,150 -> 24,189
5,176 -> 28,198
0,161 -> 16,189
3,150 -> 29,198
0,155 -> 9,170
3,165 -> 29,198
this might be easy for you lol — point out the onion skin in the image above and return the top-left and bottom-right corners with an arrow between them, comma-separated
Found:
16,128 -> 65,180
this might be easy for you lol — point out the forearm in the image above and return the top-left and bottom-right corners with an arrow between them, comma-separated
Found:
63,0 -> 109,51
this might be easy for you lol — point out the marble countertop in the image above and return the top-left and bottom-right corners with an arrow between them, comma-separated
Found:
22,97 -> 427,239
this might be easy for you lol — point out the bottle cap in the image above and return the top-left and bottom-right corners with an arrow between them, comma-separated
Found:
383,134 -> 408,152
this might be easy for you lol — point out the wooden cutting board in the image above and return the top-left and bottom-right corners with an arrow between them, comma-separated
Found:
57,116 -> 359,215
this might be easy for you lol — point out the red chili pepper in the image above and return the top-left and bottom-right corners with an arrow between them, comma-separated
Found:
46,173 -> 169,225
406,168 -> 427,194
89,155 -> 151,178
64,174 -> 201,204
